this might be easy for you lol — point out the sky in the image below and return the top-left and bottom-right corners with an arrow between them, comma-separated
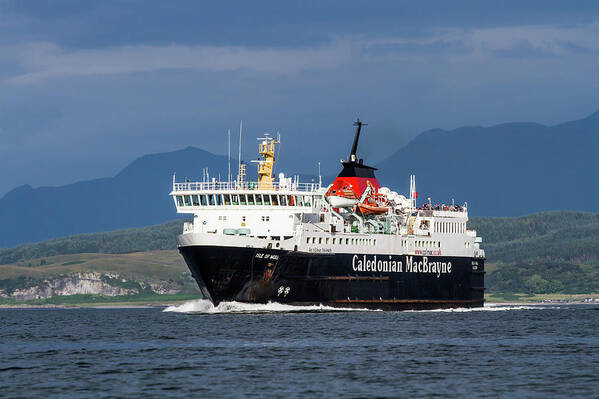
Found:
1,1 -> 599,196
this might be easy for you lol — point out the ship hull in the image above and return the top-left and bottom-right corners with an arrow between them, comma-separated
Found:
179,245 -> 485,310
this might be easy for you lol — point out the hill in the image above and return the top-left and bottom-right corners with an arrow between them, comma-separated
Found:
376,111 -> 599,217
469,211 -> 599,295
0,147 -> 230,248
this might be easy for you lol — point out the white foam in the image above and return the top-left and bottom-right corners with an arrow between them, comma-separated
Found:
406,304 -> 560,313
163,300 -> 559,314
163,299 -> 373,314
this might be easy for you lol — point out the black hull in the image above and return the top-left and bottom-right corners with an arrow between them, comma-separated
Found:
179,246 -> 485,311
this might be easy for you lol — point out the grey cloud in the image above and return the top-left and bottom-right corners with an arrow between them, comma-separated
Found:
4,21 -> 599,84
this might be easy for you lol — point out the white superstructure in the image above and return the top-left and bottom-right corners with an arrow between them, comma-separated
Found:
170,134 -> 485,260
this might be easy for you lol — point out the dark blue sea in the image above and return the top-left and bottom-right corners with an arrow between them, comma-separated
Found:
1,301 -> 598,398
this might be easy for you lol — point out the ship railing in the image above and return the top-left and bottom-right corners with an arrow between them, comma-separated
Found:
430,210 -> 468,217
173,181 -> 322,193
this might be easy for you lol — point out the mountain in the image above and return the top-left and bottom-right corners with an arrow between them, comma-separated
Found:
375,110 -> 599,216
2,110 -> 599,247
0,147 -> 230,248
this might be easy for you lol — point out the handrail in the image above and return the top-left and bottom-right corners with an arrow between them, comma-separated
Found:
172,181 -> 322,193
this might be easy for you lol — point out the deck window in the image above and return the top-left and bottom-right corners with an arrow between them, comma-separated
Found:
303,196 -> 311,207
176,196 -> 184,206
192,195 -> 200,206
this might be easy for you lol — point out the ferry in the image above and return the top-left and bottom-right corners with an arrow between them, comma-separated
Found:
170,120 -> 485,310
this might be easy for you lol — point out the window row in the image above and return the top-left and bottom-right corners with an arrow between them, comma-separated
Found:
306,236 -> 377,246
415,240 -> 441,248
176,194 -> 313,207
434,221 -> 465,234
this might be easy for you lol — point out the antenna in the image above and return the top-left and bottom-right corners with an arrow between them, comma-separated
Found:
238,120 -> 243,182
318,161 -> 322,188
227,128 -> 231,186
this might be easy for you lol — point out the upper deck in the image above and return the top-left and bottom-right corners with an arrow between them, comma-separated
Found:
172,180 -> 322,194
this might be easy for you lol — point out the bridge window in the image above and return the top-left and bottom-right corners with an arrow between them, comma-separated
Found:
271,195 -> 279,206
239,195 -> 246,205
297,196 -> 304,206
263,195 -> 271,205
231,195 -> 239,205
248,194 -> 255,205
185,195 -> 192,206
318,237 -> 322,244
224,194 -> 231,205
280,195 -> 287,206
176,196 -> 184,206
200,195 -> 208,206
255,194 -> 263,205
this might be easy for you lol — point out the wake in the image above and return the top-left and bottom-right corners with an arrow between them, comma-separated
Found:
407,304 -> 561,313
163,299 -> 374,314
164,299 -> 559,314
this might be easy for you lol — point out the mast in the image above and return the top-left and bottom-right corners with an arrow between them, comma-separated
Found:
349,118 -> 367,162
238,120 -> 243,183
227,128 -> 231,186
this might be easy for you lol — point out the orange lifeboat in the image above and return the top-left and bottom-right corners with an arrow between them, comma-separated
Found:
357,202 -> 388,215
356,188 -> 388,215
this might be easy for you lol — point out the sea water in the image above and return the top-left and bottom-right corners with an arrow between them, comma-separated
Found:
1,303 -> 598,398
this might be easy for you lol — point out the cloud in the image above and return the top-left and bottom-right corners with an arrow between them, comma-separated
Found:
6,42 -> 352,84
4,20 -> 599,84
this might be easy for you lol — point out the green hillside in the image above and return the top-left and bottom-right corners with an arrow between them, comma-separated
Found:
469,211 -> 599,295
0,220 -> 187,265
1,211 -> 598,301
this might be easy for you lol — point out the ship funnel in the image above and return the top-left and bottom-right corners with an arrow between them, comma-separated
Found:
349,119 -> 367,162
